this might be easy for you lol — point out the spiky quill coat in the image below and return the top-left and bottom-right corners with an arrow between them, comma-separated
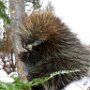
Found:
18,10 -> 90,90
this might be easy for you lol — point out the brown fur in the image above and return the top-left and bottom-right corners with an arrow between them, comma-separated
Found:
18,10 -> 90,90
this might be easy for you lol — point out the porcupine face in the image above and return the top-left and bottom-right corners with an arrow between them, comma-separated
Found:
19,11 -> 64,50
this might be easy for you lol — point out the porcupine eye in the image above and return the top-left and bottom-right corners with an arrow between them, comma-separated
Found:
26,39 -> 44,51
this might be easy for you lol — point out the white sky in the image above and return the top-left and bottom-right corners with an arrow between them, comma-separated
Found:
42,0 -> 90,45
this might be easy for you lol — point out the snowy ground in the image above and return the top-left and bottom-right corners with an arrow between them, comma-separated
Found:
63,77 -> 90,90
0,58 -> 17,83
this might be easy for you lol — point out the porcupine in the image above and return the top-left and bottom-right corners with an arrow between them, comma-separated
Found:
18,10 -> 90,90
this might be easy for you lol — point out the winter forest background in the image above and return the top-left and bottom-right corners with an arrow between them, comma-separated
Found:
0,0 -> 90,90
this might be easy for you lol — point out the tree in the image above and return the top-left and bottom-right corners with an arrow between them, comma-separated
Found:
0,0 -> 10,24
45,1 -> 54,12
24,0 -> 41,10
8,0 -> 27,80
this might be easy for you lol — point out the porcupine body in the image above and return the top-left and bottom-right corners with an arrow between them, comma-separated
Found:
19,10 -> 90,90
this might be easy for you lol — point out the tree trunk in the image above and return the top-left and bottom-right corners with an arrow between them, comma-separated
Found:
9,0 -> 27,80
